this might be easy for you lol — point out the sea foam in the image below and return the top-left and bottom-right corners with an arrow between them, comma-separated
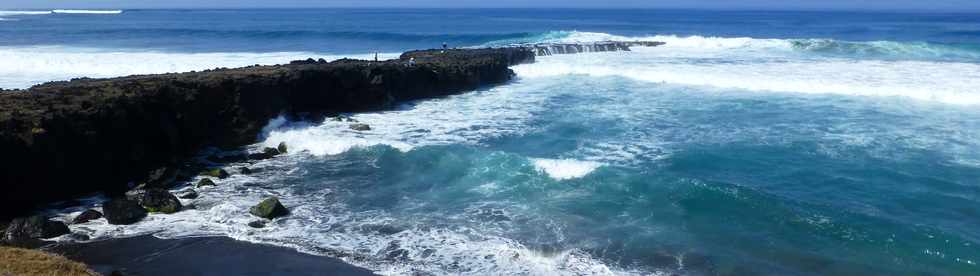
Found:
0,46 -> 400,89
531,158 -> 604,180
51,9 -> 123,14
512,44 -> 980,105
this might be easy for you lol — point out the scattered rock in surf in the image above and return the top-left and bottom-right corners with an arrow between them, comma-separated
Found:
240,167 -> 253,175
349,123 -> 371,131
102,198 -> 148,225
247,220 -> 267,228
196,178 -> 216,188
140,189 -> 182,214
277,142 -> 288,154
144,166 -> 178,189
249,197 -> 289,219
3,216 -> 70,243
249,147 -> 282,160
201,168 -> 230,179
178,189 -> 199,199
71,209 -> 103,224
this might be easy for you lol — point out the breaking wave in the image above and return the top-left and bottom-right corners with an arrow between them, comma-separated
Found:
489,31 -> 980,61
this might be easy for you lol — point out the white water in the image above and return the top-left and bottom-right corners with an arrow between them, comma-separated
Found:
52,9 -> 123,14
0,46 -> 400,89
513,34 -> 980,105
531,158 -> 604,180
0,10 -> 53,15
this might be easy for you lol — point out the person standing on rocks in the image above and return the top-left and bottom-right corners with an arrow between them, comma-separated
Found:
442,42 -> 448,53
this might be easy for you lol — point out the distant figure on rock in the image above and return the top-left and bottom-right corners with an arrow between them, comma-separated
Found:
408,57 -> 416,66
442,42 -> 448,53
375,52 -> 379,62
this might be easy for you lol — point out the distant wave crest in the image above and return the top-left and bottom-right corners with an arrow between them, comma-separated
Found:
0,9 -> 121,16
52,9 -> 123,14
488,30 -> 980,61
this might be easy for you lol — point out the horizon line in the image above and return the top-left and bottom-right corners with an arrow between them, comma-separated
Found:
2,7 -> 980,13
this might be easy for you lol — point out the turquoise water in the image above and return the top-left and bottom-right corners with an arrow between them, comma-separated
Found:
8,9 -> 979,275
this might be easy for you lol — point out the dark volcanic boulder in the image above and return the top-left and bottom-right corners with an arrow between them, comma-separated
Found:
350,123 -> 371,131
140,189 -> 182,214
102,199 -> 147,225
202,168 -> 230,179
249,197 -> 289,219
4,216 -> 70,243
249,147 -> 282,160
240,167 -> 253,175
277,142 -> 288,154
196,178 -> 216,188
71,209 -> 103,224
247,220 -> 267,228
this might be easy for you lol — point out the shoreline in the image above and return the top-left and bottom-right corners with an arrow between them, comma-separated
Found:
47,235 -> 377,275
0,48 -> 536,220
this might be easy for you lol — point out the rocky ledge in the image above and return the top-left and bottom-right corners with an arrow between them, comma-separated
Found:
0,48 -> 536,219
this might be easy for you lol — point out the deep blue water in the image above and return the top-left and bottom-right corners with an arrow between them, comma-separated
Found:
5,9 -> 980,275
2,9 -> 980,53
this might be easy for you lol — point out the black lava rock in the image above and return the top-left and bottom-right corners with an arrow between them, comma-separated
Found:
102,199 -> 147,225
249,197 -> 289,219
196,178 -> 216,188
3,215 -> 70,243
71,209 -> 104,224
247,220 -> 267,228
140,189 -> 182,214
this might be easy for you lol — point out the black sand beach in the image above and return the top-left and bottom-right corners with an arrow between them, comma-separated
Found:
48,235 -> 377,276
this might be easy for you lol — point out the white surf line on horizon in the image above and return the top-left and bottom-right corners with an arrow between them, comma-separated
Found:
511,48 -> 980,106
52,9 -> 124,14
0,47 -> 403,89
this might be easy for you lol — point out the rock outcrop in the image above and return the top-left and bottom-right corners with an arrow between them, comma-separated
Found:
102,199 -> 147,225
139,189 -> 182,214
249,197 -> 289,219
3,215 -> 70,244
71,209 -> 103,224
0,47 -> 536,219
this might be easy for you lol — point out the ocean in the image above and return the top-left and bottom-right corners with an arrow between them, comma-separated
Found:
4,8 -> 980,275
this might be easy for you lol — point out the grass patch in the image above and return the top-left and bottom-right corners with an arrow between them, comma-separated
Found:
0,246 -> 96,276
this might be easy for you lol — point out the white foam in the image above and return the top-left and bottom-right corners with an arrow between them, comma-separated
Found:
51,9 -> 123,14
531,158 -> 603,180
0,10 -> 52,15
260,79 -> 552,156
513,47 -> 980,105
0,46 -> 401,89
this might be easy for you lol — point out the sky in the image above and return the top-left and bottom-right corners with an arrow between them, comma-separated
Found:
2,0 -> 980,11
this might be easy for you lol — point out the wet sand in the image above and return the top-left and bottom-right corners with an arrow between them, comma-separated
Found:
47,235 -> 377,276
